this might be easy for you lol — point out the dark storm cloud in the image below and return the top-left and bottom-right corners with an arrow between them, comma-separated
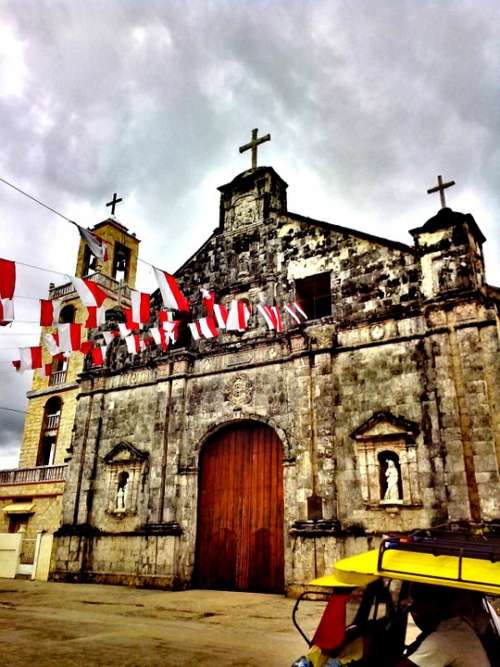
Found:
0,0 -> 499,465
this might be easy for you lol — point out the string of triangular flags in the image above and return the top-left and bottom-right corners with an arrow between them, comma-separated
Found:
0,257 -> 308,376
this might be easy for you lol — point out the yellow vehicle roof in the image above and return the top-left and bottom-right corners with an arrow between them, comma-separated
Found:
310,548 -> 500,596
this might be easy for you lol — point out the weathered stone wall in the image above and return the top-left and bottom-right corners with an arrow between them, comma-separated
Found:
52,534 -> 179,587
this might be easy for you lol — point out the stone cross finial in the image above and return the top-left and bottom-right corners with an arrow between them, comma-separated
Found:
106,192 -> 123,216
239,128 -> 271,169
427,175 -> 455,209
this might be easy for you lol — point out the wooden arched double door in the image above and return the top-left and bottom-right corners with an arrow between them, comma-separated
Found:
194,421 -> 284,593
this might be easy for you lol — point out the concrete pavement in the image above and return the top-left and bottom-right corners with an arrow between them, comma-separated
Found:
0,579 -> 324,666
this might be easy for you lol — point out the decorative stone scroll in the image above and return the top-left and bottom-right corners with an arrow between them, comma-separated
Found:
103,441 -> 149,516
351,411 -> 421,507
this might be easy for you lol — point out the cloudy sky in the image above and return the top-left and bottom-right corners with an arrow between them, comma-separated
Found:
0,0 -> 499,468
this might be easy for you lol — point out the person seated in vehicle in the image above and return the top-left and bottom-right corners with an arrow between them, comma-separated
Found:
396,583 -> 492,667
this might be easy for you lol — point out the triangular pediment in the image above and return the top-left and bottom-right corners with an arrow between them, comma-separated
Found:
103,441 -> 148,464
351,411 -> 419,441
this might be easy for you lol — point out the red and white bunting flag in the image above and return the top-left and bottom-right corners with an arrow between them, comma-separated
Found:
58,323 -> 82,352
80,341 -> 93,355
0,298 -> 14,326
19,346 -> 43,371
189,317 -> 218,340
91,345 -> 107,366
44,332 -> 60,356
212,303 -> 228,329
130,290 -> 151,326
271,306 -> 283,332
149,327 -> 168,351
102,331 -> 115,346
188,322 -> 200,341
85,306 -> 105,328
122,307 -> 139,331
12,360 -> 21,372
75,224 -> 108,261
118,322 -> 132,338
158,309 -> 174,324
201,288 -> 215,315
153,267 -> 190,312
200,317 -> 218,338
70,277 -> 108,308
285,302 -> 308,324
40,299 -> 61,326
257,304 -> 283,332
258,304 -> 273,330
125,334 -> 143,355
226,300 -> 251,332
0,258 -> 16,299
163,320 -> 180,344
38,362 -> 54,379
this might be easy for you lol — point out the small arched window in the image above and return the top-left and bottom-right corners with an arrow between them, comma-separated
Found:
37,397 -> 62,466
59,304 -> 75,324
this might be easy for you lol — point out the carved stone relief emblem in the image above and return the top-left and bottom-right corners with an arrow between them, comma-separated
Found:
228,193 -> 260,231
229,375 -> 253,408
369,324 -> 385,341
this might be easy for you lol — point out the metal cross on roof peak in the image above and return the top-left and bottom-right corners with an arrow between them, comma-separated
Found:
106,192 -> 123,216
239,128 -> 271,170
427,175 -> 455,209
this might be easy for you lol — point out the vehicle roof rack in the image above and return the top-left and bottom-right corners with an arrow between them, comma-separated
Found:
377,523 -> 500,586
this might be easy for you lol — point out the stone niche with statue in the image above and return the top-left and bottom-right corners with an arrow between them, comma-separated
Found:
351,411 -> 422,509
102,441 -> 149,518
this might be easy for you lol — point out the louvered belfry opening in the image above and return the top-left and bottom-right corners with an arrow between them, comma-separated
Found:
194,421 -> 284,593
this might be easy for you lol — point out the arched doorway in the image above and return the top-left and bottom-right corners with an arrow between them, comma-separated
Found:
194,420 -> 284,593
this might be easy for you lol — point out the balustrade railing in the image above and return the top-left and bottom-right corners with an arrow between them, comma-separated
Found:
49,370 -> 67,386
45,415 -> 60,430
0,464 -> 67,485
49,272 -> 130,301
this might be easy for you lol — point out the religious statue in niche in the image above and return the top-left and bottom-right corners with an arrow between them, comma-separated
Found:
383,460 -> 400,501
115,470 -> 129,512
352,411 -> 421,508
103,441 -> 149,517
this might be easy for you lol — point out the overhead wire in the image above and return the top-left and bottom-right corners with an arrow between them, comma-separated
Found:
0,406 -> 27,414
0,174 -> 157,270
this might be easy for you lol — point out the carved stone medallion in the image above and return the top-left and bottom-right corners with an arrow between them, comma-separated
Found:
229,375 -> 253,408
369,324 -> 385,341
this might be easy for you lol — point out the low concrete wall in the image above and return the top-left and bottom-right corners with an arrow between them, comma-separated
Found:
0,533 -> 22,579
52,533 -> 182,588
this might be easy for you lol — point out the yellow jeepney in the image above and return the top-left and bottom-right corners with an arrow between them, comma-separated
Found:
291,525 -> 500,667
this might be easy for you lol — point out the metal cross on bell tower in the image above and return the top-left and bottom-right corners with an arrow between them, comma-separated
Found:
427,175 -> 455,209
106,192 -> 123,216
239,128 -> 271,169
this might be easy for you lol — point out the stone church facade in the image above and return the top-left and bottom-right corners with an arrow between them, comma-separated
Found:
52,165 -> 499,593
